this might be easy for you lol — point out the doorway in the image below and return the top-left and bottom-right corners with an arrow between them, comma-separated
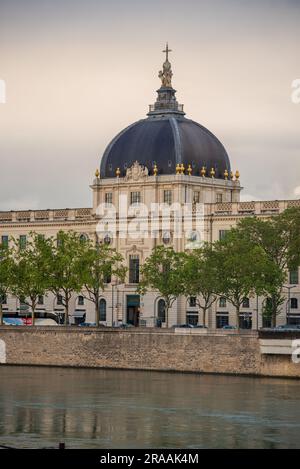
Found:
126,295 -> 140,326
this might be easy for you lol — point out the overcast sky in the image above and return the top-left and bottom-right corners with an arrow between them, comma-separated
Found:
0,0 -> 299,210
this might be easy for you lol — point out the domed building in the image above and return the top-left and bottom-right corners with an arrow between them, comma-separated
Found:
91,45 -> 242,327
1,46 -> 297,331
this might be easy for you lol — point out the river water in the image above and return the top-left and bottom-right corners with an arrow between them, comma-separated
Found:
0,366 -> 299,449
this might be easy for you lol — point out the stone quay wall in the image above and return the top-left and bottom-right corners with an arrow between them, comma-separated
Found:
0,327 -> 300,378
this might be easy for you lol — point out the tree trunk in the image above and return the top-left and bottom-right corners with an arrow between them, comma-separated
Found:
65,299 -> 69,325
31,303 -> 35,326
236,305 -> 240,330
95,294 -> 99,327
0,302 -> 3,326
202,308 -> 206,327
166,303 -> 169,328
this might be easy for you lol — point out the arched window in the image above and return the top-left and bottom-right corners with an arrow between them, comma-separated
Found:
78,296 -> 84,306
157,299 -> 166,323
99,299 -> 106,321
219,297 -> 226,308
291,298 -> 298,309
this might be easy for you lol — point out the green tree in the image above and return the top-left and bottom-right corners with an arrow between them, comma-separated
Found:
213,230 -> 283,329
138,246 -> 185,327
10,233 -> 52,326
236,207 -> 300,326
81,241 -> 127,325
47,231 -> 87,325
181,245 -> 220,327
0,241 -> 14,325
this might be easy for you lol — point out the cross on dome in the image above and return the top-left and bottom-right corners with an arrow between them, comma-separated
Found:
163,43 -> 172,62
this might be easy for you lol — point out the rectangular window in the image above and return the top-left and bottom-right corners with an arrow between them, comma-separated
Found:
19,235 -> 27,249
287,315 -> 300,326
130,192 -> 141,205
219,230 -> 229,241
164,190 -> 172,205
129,255 -> 140,284
1,235 -> 9,247
216,193 -> 223,203
193,191 -> 200,204
219,297 -> 226,308
239,313 -> 252,330
289,270 -> 299,285
105,192 -> 113,204
186,313 -> 198,326
291,298 -> 298,309
37,295 -> 44,305
216,313 -> 229,328
242,297 -> 250,308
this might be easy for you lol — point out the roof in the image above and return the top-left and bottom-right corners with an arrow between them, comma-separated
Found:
100,115 -> 231,179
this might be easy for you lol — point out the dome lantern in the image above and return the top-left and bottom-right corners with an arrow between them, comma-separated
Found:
147,43 -> 185,117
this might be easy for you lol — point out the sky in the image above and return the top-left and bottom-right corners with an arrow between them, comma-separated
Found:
0,0 -> 299,210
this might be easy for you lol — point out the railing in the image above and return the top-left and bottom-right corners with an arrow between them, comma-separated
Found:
0,208 -> 93,224
212,200 -> 300,216
148,103 -> 184,113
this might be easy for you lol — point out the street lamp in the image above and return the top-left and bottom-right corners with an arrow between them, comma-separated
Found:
283,285 -> 297,325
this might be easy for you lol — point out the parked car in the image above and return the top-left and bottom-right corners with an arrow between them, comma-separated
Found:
172,324 -> 194,328
275,324 -> 300,331
3,318 -> 24,326
78,322 -> 97,327
114,323 -> 134,328
222,325 -> 237,330
193,325 -> 208,329
34,318 -> 58,326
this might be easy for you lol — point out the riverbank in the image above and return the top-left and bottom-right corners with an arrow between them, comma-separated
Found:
0,327 -> 300,378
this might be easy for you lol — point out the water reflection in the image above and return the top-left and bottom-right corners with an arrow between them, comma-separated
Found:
0,366 -> 299,448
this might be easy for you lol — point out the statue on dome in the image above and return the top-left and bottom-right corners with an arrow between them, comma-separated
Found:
159,43 -> 173,88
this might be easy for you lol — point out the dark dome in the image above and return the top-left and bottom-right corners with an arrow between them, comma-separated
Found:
100,115 -> 231,179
